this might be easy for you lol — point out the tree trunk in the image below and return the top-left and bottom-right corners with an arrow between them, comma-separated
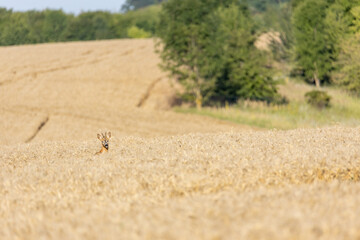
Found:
195,89 -> 202,110
314,72 -> 320,88
314,62 -> 320,88
192,61 -> 203,110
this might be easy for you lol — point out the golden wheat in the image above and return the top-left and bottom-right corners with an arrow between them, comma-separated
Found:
0,127 -> 360,239
0,39 -> 243,145
1,40 -> 360,239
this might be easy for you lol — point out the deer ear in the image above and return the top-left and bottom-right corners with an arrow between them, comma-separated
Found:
97,133 -> 103,141
107,132 -> 112,139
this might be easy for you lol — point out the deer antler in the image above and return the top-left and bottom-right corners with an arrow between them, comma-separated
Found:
95,131 -> 112,155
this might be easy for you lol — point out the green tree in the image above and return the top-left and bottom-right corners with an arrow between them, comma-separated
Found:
113,5 -> 160,38
291,0 -> 305,9
121,0 -> 165,12
257,3 -> 293,60
25,10 -> 46,43
332,5 -> 360,94
292,0 -> 336,87
0,6 -> 161,45
157,0 -> 238,108
64,11 -> 115,41
0,8 -> 13,45
0,12 -> 30,45
42,10 -> 69,42
209,4 -> 279,103
127,26 -> 151,38
157,0 -> 279,107
249,0 -> 291,12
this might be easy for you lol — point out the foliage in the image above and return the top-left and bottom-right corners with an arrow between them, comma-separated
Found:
292,0 -> 336,87
177,80 -> 360,130
290,0 -> 305,9
260,3 -> 293,55
209,4 -> 279,103
42,10 -> 69,42
332,5 -> 360,95
157,0 -> 235,108
114,5 -> 160,38
157,0 -> 279,108
121,0 -> 165,12
63,11 -> 116,41
333,38 -> 360,95
248,0 -> 291,12
305,90 -> 331,109
127,26 -> 151,38
0,12 -> 30,45
0,6 -> 160,46
291,0 -> 360,90
350,5 -> 360,32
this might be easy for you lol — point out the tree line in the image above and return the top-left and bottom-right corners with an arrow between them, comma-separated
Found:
292,0 -> 360,93
157,0 -> 360,107
0,0 -> 286,46
157,0 -> 282,108
0,5 -> 160,45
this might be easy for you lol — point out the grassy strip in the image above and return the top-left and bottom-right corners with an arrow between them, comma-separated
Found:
175,83 -> 360,130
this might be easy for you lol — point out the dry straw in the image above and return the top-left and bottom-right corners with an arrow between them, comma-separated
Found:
1,126 -> 360,239
1,39 -> 360,239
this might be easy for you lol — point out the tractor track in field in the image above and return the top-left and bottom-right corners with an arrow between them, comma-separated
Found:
137,78 -> 162,108
25,116 -> 50,143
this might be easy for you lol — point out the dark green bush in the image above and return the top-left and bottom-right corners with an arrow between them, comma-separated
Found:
305,90 -> 331,109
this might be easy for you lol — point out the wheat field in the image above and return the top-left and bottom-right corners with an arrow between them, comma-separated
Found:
0,39 -> 243,144
1,40 -> 360,239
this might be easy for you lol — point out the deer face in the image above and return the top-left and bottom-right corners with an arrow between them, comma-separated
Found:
97,132 -> 111,150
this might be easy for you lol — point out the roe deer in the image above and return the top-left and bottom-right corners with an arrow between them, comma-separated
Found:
96,132 -> 111,155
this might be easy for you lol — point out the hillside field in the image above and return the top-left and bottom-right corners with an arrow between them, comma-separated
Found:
1,39 -> 360,239
0,39 -> 243,144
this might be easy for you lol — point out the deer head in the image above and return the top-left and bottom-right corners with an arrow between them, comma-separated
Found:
96,131 -> 111,154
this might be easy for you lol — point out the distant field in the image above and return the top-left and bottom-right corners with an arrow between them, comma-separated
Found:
0,39 -> 243,145
1,40 -> 360,239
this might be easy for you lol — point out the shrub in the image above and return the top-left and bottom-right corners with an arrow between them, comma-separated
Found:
305,90 -> 331,109
127,25 -> 151,38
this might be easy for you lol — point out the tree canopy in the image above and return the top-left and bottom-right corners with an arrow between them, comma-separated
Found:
0,6 -> 160,46
121,0 -> 165,12
292,0 -> 335,87
157,0 -> 280,107
292,0 -> 360,90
